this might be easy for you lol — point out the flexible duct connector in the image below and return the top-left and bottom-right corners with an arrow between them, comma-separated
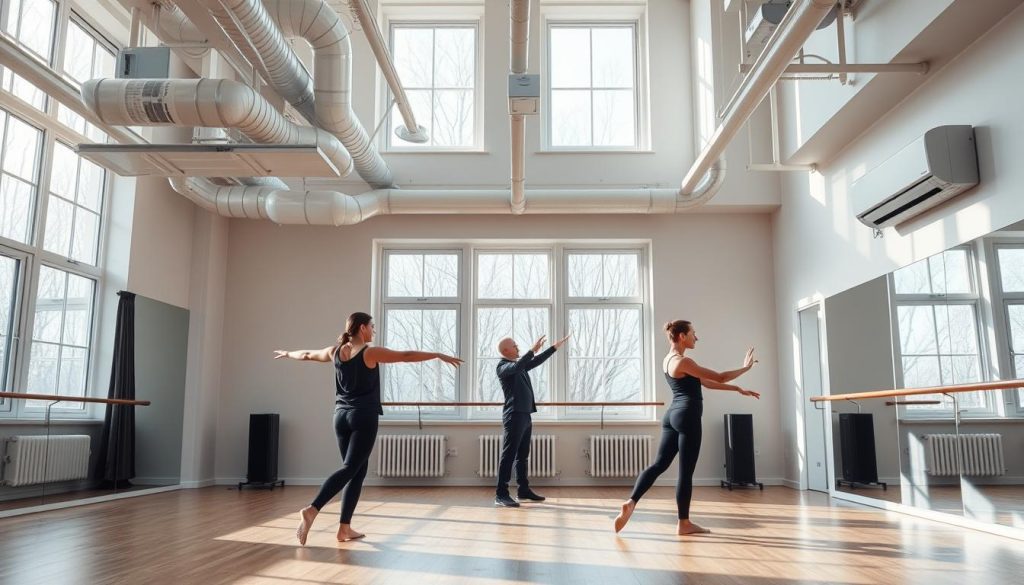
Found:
223,0 -> 394,187
81,78 -> 354,177
214,0 -> 316,121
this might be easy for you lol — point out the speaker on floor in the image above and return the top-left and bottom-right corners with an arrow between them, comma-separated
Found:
239,413 -> 284,489
838,412 -> 879,484
722,414 -> 762,489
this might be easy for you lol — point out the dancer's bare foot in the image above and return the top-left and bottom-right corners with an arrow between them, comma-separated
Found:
297,506 -> 318,545
614,500 -> 636,533
677,519 -> 710,535
337,524 -> 366,542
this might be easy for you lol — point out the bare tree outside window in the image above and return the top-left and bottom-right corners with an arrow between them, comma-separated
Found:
566,252 -> 643,414
892,248 -> 986,411
391,24 -> 476,148
0,0 -> 57,110
475,253 -> 551,414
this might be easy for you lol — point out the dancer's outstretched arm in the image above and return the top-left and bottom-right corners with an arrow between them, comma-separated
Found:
365,347 -> 462,368
676,352 -> 755,384
701,378 -> 760,398
273,346 -> 336,362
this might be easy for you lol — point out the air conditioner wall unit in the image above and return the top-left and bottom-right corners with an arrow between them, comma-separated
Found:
852,125 -> 979,229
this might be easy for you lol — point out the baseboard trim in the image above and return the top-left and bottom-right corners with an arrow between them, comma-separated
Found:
180,479 -> 216,489
214,476 -> 787,488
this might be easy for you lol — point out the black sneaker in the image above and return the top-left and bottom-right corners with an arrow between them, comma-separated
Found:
494,494 -> 520,507
517,489 -> 546,502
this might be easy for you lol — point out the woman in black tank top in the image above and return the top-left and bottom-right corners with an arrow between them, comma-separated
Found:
614,319 -> 760,536
274,312 -> 462,545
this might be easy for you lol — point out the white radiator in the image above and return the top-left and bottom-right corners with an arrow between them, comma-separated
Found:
925,433 -> 1005,476
1,435 -> 91,487
587,435 -> 653,478
478,434 -> 558,478
376,435 -> 447,478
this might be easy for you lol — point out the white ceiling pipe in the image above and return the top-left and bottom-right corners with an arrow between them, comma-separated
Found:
166,180 -> 688,226
224,0 -> 394,188
509,0 -> 531,215
510,114 -> 526,214
510,0 -> 530,74
347,0 -> 428,143
678,0 -> 836,199
210,0 -> 317,121
81,78 -> 355,177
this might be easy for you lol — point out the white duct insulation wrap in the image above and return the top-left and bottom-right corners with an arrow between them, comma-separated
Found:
211,0 -> 316,122
164,177 -> 706,226
220,0 -> 394,188
509,0 -> 530,214
80,78 -> 354,178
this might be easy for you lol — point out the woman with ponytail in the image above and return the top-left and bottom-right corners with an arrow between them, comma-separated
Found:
274,311 -> 462,545
614,320 -> 759,536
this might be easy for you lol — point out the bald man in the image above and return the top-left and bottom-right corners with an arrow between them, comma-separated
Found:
494,334 -> 570,508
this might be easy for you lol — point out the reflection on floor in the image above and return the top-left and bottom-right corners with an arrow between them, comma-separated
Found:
843,484 -> 1024,526
0,484 -> 160,513
1,486 -> 1022,584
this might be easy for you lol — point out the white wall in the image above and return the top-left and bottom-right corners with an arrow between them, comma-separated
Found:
214,213 -> 780,486
773,4 -> 1024,486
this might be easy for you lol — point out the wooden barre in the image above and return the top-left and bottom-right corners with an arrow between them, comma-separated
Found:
0,392 -> 151,407
810,379 -> 1024,403
383,402 -> 663,407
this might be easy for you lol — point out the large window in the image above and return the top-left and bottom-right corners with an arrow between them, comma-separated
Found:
0,3 -> 113,418
890,248 -> 989,413
378,244 -> 650,421
992,244 -> 1024,408
388,22 -> 479,149
0,0 -> 58,111
546,22 -> 640,149
56,17 -> 115,143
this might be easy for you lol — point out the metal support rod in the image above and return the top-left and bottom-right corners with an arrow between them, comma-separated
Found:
370,99 -> 398,142
417,405 -> 422,430
130,7 -> 142,47
738,62 -> 929,74
835,1 -> 848,84
44,400 -> 59,500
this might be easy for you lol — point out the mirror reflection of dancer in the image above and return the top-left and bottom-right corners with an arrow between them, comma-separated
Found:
494,334 -> 570,507
614,320 -> 759,535
274,312 -> 462,545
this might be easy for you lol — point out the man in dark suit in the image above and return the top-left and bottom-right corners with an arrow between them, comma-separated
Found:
494,333 -> 570,507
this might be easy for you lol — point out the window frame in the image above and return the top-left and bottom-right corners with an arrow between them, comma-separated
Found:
888,245 -> 996,418
381,13 -> 485,153
375,241 -> 653,423
983,238 -> 1024,415
0,4 -> 115,421
541,5 -> 650,152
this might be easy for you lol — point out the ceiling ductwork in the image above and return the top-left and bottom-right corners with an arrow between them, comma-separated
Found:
82,78 -> 355,178
60,0 -> 838,224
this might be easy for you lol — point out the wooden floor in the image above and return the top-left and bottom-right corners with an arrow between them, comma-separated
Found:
0,486 -> 1022,584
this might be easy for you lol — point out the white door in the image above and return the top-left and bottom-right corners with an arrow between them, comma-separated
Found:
799,305 -> 829,492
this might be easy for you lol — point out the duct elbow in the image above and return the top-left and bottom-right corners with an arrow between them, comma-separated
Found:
677,159 -> 727,211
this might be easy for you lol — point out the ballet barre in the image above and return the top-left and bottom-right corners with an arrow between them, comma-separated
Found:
382,401 -> 665,429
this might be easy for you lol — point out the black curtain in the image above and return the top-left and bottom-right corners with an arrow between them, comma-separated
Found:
95,291 -> 136,486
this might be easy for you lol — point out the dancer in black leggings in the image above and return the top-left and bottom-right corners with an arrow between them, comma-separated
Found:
274,312 -> 461,545
614,320 -> 759,535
